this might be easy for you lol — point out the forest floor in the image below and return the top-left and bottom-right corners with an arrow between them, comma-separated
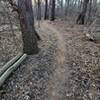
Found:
0,20 -> 100,100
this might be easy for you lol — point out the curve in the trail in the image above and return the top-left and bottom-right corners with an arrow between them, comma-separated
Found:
41,22 -> 69,100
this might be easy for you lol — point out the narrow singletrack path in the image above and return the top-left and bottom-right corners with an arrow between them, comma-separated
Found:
41,21 -> 70,100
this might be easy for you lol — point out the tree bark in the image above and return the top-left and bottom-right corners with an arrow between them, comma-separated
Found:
18,0 -> 39,55
65,0 -> 70,16
37,0 -> 41,20
76,0 -> 89,24
44,0 -> 49,20
61,0 -> 63,9
50,0 -> 55,21
87,0 -> 92,23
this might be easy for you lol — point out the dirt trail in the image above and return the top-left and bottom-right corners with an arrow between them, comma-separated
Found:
41,21 -> 69,100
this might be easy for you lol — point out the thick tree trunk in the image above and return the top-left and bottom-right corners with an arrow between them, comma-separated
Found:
50,0 -> 55,21
76,0 -> 89,24
18,0 -> 39,55
44,0 -> 49,20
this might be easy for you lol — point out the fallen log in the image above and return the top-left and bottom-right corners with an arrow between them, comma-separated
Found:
0,54 -> 27,88
0,53 -> 23,77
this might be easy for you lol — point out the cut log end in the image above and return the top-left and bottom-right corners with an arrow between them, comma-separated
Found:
86,33 -> 95,41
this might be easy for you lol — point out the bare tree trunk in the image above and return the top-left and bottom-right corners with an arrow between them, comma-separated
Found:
50,0 -> 55,21
37,0 -> 41,20
44,0 -> 49,20
37,0 -> 41,27
61,0 -> 63,9
87,0 -> 92,23
76,0 -> 89,24
65,0 -> 70,16
78,0 -> 82,9
18,0 -> 39,55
